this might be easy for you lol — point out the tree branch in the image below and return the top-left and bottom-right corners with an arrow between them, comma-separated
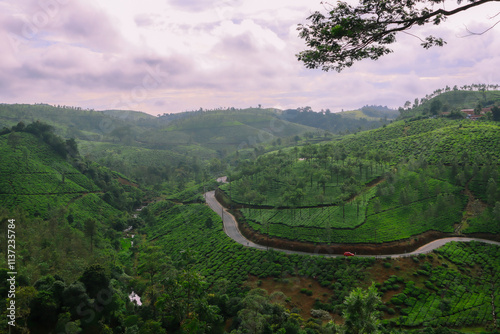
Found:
401,31 -> 427,43
489,11 -> 500,19
377,0 -> 500,38
297,0 -> 500,71
390,0 -> 500,25
461,20 -> 500,36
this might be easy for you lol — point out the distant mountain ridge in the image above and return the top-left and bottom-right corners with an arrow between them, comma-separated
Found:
0,105 -> 320,190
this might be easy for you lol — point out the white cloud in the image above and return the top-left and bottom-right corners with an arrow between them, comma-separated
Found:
0,0 -> 499,114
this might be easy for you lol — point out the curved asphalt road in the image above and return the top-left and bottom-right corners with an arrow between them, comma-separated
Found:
204,191 -> 500,258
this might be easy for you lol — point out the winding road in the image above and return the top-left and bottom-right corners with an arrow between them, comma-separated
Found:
204,190 -> 500,258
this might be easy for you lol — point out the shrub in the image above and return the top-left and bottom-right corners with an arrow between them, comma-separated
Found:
417,270 -> 430,276
390,296 -> 403,305
424,281 -> 437,290
300,288 -> 313,296
310,309 -> 331,320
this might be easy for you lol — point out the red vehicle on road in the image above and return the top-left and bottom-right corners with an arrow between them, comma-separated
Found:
343,252 -> 355,257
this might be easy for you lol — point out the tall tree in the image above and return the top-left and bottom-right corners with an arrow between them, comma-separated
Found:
7,132 -> 21,150
474,102 -> 483,115
318,173 -> 330,194
492,105 -> 500,121
156,265 -> 222,332
297,0 -> 499,71
79,264 -> 110,300
430,99 -> 443,115
138,246 -> 173,285
493,202 -> 500,223
342,284 -> 382,334
487,178 -> 498,205
84,219 -> 97,253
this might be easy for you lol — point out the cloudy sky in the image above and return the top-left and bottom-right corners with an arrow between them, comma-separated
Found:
1,0 -> 499,115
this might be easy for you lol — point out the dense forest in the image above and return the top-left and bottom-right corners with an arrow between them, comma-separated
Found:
0,88 -> 500,333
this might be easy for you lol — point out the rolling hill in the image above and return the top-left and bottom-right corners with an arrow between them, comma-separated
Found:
338,105 -> 399,121
0,126 -> 142,281
1,89 -> 500,333
400,89 -> 500,118
221,117 -> 500,246
0,105 -> 325,191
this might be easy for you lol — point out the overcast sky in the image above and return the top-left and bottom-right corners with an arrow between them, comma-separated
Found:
1,0 -> 499,115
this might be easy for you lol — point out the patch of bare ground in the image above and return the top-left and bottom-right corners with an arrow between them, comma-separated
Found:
117,177 -> 139,187
244,275 -> 340,323
365,255 -> 446,320
367,258 -> 413,285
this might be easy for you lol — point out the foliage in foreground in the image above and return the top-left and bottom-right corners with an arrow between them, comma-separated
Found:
297,1 -> 495,72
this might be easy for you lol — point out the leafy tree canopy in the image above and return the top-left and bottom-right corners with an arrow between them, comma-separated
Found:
342,283 -> 382,334
297,0 -> 499,72
79,264 -> 110,299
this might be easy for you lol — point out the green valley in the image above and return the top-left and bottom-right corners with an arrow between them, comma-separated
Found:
0,88 -> 499,334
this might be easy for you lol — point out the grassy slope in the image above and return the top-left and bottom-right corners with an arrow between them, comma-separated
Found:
0,132 -> 120,219
101,109 -> 156,120
338,109 -> 397,121
225,118 -> 500,243
147,202 -> 500,330
146,202 -> 376,305
78,140 -> 188,171
0,132 -> 128,282
342,119 -> 500,164
144,109 -> 320,151
0,104 -> 157,141
338,109 -> 379,121
1,105 -> 322,191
